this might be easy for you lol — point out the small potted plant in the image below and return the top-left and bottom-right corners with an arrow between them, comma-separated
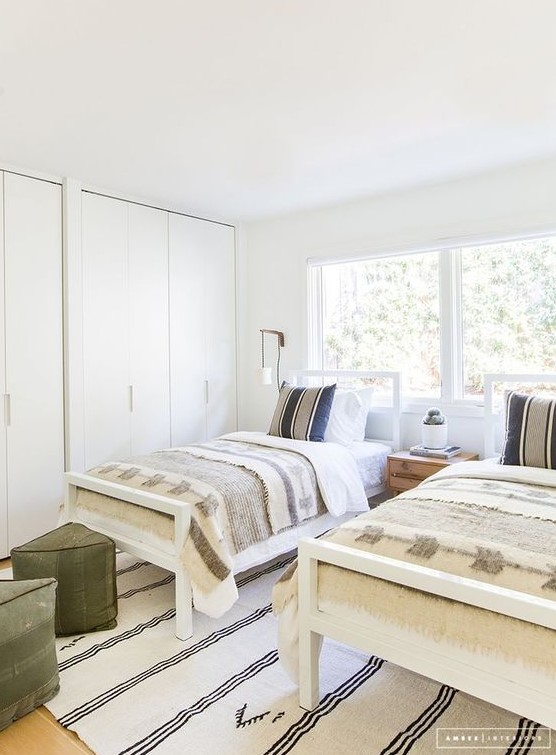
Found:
421,407 -> 448,449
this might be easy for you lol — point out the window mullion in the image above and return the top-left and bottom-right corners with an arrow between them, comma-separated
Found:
438,248 -> 462,403
451,249 -> 464,400
307,265 -> 323,370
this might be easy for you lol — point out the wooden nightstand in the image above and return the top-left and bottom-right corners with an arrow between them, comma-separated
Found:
387,450 -> 479,495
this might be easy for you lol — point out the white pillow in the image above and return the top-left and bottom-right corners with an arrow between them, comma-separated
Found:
355,387 -> 374,440
324,390 -> 368,446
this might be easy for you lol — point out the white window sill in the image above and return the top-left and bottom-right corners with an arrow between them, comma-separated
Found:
403,401 -> 495,419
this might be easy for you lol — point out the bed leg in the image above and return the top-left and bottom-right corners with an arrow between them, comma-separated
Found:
298,541 -> 320,710
174,567 -> 193,641
299,628 -> 321,710
64,482 -> 77,524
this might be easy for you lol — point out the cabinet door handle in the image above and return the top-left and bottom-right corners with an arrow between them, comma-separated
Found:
204,380 -> 209,405
129,385 -> 134,412
4,394 -> 10,427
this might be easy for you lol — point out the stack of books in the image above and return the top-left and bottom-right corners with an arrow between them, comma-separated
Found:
409,444 -> 462,459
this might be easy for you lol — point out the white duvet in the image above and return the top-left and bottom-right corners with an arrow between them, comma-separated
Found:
433,457 -> 556,488
221,431 -> 370,516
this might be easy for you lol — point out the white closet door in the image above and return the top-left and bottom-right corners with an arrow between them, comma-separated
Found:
205,224 -> 237,438
0,176 -> 6,556
128,204 -> 170,455
168,214 -> 208,445
82,193 -> 130,469
4,173 -> 63,549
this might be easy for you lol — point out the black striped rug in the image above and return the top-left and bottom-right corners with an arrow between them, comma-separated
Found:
44,554 -> 554,755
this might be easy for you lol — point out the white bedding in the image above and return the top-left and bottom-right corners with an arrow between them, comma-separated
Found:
349,440 -> 391,496
221,435 -> 388,572
220,432 -> 370,515
208,435 -> 388,571
434,456 -> 556,488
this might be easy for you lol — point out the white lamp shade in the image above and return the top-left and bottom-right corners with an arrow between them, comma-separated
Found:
259,367 -> 272,385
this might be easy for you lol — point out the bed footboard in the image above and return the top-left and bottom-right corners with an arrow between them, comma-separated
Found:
297,538 -> 556,729
65,472 -> 193,641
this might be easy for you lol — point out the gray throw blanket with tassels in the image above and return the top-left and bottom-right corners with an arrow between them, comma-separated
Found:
76,438 -> 325,617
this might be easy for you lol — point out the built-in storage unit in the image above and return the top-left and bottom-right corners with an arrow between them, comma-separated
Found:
169,214 -> 236,446
0,172 -> 64,557
0,171 -> 237,556
81,193 -> 171,469
79,192 -> 237,471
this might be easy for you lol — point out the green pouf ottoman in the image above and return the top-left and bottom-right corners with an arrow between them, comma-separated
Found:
0,577 -> 59,731
11,522 -> 118,636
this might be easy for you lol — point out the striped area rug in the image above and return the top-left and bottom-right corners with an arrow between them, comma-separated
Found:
43,553 -> 554,755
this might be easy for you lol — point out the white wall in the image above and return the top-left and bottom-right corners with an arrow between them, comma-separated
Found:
238,156 -> 556,454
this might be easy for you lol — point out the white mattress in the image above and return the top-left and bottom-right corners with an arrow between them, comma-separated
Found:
349,440 -> 391,496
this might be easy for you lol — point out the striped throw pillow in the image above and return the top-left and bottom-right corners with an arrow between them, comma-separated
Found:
501,391 -> 556,468
269,383 -> 336,442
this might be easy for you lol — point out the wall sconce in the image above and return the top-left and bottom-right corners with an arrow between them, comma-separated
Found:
260,329 -> 285,388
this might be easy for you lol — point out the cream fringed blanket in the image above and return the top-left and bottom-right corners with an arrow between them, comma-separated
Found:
273,460 -> 556,682
77,439 -> 324,617
73,433 -> 369,619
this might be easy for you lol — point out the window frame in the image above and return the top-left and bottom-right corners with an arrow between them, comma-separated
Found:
308,230 -> 556,414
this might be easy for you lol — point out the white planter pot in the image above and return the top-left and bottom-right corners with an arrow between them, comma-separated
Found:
421,423 -> 448,449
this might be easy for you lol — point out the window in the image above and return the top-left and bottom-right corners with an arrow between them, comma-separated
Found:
309,234 -> 556,402
461,238 -> 556,397
317,253 -> 440,396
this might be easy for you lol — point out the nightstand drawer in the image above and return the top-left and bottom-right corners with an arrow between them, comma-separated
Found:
388,458 -> 440,482
387,450 -> 479,495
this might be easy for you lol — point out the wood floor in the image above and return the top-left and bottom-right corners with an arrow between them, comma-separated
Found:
0,707 -> 92,755
0,558 -> 93,755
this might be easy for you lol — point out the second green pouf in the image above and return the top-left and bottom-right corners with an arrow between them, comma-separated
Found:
11,522 -> 118,635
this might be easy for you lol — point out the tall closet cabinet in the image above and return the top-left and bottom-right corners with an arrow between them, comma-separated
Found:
0,172 -> 64,557
81,193 -> 171,469
76,191 -> 237,472
169,214 -> 237,446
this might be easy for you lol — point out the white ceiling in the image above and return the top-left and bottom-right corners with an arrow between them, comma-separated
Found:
1,0 -> 556,223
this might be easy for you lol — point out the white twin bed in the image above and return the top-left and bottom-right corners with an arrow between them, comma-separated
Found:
275,374 -> 556,731
64,370 -> 401,640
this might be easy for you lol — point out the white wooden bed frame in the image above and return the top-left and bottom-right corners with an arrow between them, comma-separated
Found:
289,369 -> 402,457
297,372 -> 556,729
298,539 -> 556,728
64,369 -> 401,642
